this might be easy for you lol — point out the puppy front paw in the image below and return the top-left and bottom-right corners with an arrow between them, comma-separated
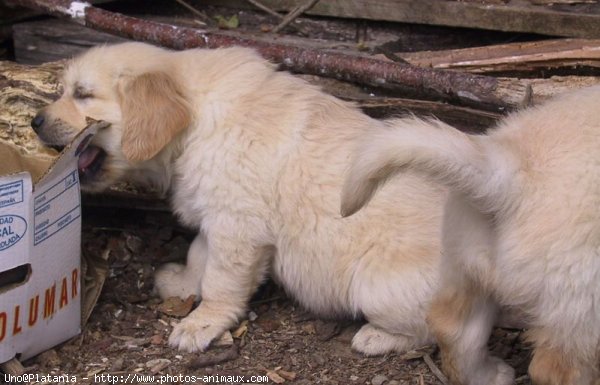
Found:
154,263 -> 201,300
168,315 -> 228,352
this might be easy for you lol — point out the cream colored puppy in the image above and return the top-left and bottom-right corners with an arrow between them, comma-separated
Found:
341,87 -> 600,385
31,42 -> 445,354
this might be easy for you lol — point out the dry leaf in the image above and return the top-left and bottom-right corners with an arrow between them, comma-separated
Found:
157,295 -> 196,317
215,14 -> 239,29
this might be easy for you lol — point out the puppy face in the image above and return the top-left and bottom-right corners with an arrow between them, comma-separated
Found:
32,43 -> 192,191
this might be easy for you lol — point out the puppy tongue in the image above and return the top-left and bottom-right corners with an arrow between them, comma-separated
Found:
78,146 -> 101,170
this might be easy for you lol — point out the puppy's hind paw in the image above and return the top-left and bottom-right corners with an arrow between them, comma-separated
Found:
470,357 -> 515,385
168,316 -> 227,353
154,262 -> 201,300
352,323 -> 421,356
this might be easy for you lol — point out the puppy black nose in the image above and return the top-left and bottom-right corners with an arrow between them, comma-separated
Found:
31,113 -> 45,133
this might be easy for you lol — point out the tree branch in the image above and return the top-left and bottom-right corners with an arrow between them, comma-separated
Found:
14,0 -> 532,111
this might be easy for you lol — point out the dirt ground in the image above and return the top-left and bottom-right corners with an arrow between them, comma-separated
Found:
13,203 -> 533,385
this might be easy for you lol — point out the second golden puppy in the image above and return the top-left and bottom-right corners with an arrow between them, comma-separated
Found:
32,42 -> 445,354
342,87 -> 600,384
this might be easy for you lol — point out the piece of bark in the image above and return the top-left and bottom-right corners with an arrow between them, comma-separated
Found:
391,38 -> 600,75
0,60 -> 62,159
17,0 -> 532,112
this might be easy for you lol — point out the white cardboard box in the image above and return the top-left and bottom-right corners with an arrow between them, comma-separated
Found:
0,122 -> 100,363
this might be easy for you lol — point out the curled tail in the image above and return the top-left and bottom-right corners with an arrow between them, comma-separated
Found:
341,117 -> 513,217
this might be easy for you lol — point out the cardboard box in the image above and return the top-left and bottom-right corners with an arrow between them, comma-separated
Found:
0,122 -> 102,363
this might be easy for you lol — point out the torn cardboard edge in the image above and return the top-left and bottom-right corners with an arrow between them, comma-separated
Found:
0,120 -> 109,365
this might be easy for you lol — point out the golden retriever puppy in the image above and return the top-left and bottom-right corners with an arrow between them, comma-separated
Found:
31,42 -> 445,354
341,87 -> 600,385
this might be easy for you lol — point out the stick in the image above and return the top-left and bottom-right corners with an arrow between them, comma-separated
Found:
423,354 -> 449,385
15,0 -> 532,112
173,0 -> 211,24
272,0 -> 320,33
246,0 -> 283,19
246,0 -> 309,35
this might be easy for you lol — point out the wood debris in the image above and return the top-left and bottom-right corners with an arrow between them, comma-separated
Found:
393,38 -> 600,74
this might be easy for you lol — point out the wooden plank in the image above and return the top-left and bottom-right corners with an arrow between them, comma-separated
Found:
13,19 -> 128,65
198,0 -> 600,38
392,38 -> 600,74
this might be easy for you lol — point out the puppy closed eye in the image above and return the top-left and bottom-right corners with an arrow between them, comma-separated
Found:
73,86 -> 94,100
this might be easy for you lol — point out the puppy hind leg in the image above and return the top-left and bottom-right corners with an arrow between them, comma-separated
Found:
352,323 -> 433,356
154,233 -> 208,300
428,282 -> 514,385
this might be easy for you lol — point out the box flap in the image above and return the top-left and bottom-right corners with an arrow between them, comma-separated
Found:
35,121 -> 108,187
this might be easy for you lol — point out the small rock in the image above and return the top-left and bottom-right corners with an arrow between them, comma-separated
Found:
350,375 -> 359,381
371,374 -> 388,385
248,311 -> 258,321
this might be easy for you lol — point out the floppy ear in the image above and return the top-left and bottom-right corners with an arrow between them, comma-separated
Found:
119,72 -> 192,161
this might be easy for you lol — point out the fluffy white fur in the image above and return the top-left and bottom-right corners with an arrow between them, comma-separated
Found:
342,87 -> 600,385
33,42 -> 445,354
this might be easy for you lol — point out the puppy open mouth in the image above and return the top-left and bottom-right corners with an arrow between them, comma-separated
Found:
78,145 -> 107,181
